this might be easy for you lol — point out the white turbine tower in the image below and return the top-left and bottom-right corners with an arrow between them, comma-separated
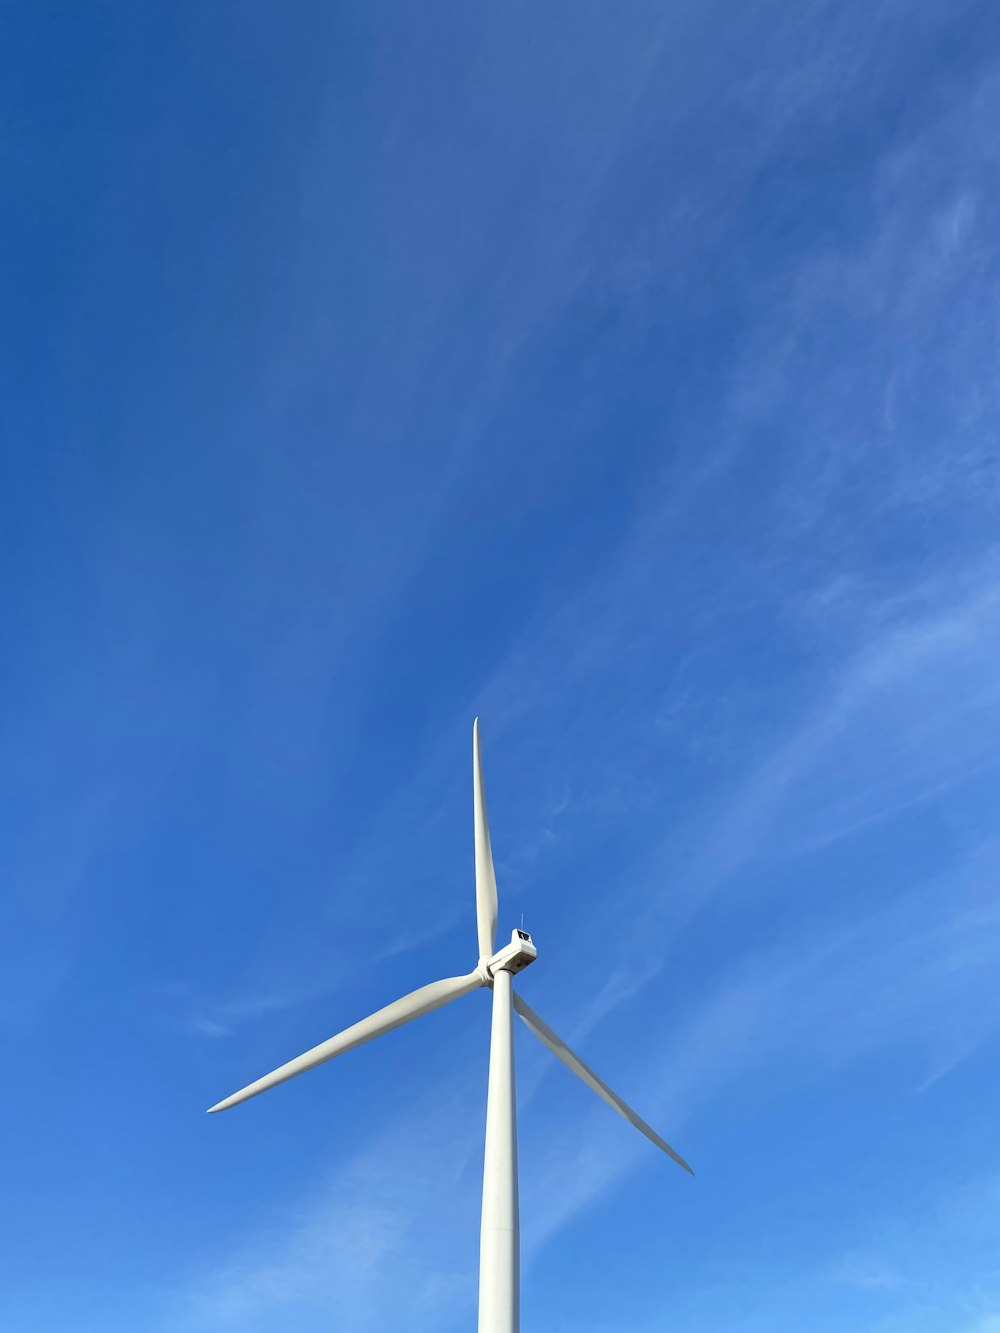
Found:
208,719 -> 692,1331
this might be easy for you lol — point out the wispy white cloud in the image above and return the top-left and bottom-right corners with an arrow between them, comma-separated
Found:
154,978 -> 342,1041
505,556 -> 1000,1253
517,832 -> 1000,1264
177,1074 -> 483,1333
157,24 -> 1000,1333
699,564 -> 1000,875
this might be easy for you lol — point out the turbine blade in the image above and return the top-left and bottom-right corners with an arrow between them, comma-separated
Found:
208,970 -> 483,1113
512,993 -> 694,1175
473,718 -> 499,960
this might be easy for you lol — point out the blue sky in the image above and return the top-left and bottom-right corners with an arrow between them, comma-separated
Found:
3,1 -> 1000,1329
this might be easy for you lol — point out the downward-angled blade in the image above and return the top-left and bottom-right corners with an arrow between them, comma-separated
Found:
208,970 -> 483,1113
473,718 -> 498,961
513,993 -> 694,1175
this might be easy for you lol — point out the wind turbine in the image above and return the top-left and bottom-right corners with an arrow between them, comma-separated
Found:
208,719 -> 692,1332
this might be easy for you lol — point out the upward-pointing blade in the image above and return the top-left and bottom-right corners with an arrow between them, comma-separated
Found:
473,718 -> 499,961
513,993 -> 694,1175
207,970 -> 484,1113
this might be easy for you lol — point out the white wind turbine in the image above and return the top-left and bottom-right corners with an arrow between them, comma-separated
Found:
208,720 -> 692,1332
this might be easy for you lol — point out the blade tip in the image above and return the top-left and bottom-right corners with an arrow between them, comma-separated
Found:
673,1153 -> 695,1176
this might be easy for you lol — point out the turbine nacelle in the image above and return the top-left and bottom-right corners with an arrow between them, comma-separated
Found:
486,928 -> 537,981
